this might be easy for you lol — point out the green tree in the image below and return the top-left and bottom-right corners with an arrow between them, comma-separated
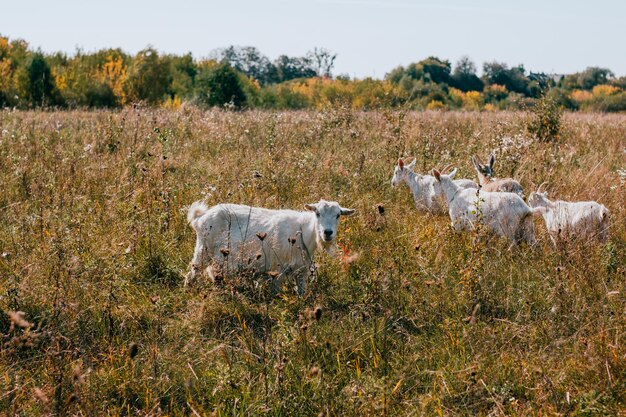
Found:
194,63 -> 246,109
451,56 -> 484,92
167,53 -> 197,98
24,52 -> 56,107
124,48 -> 170,105
483,62 -> 530,95
274,55 -> 317,82
216,46 -> 278,85
419,56 -> 451,84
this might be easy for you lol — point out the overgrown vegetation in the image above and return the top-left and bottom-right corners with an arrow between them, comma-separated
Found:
527,93 -> 563,142
0,108 -> 624,415
1,34 -> 626,112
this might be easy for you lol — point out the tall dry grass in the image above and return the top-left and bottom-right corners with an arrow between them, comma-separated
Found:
0,107 -> 624,416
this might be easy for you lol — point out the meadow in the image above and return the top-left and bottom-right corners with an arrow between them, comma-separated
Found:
0,107 -> 624,416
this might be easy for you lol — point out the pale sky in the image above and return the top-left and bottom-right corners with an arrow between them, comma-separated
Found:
2,0 -> 625,78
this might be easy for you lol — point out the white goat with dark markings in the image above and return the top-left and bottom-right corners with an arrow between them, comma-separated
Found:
186,199 -> 355,294
433,168 -> 541,245
528,186 -> 610,243
391,158 -> 478,214
471,153 -> 524,197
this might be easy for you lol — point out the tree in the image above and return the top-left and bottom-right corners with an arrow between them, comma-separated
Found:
307,47 -> 337,78
419,56 -> 451,84
194,63 -> 246,109
451,56 -> 484,92
25,52 -> 56,107
274,55 -> 317,82
483,62 -> 530,95
214,46 -> 278,85
577,67 -> 614,90
124,48 -> 170,105
167,53 -> 197,98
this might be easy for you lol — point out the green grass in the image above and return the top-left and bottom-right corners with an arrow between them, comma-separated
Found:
0,108 -> 624,416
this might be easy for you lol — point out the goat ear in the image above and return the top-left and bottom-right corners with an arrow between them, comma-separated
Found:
340,207 -> 356,216
489,153 -> 495,168
432,169 -> 441,181
406,158 -> 416,170
448,168 -> 457,179
398,158 -> 404,168
471,156 -> 480,170
304,203 -> 317,211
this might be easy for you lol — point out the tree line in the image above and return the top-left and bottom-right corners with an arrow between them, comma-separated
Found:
1,35 -> 625,112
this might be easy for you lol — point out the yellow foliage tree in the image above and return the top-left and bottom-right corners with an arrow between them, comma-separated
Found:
97,55 -> 128,104
427,100 -> 445,110
592,84 -> 620,97
570,89 -> 592,103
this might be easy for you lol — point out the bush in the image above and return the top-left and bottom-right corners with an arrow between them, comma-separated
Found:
527,93 -> 562,142
194,62 -> 247,109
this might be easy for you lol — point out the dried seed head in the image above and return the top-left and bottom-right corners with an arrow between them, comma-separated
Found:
377,204 -> 385,215
307,366 -> 321,378
314,306 -> 322,321
33,387 -> 49,404
220,248 -> 230,257
128,342 -> 139,359
288,236 -> 297,245
267,271 -> 279,278
256,232 -> 267,241
255,252 -> 263,260
8,311 -> 32,329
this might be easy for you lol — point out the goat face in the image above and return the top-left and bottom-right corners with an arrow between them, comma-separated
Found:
527,191 -> 550,208
305,200 -> 355,245
391,158 -> 416,186
471,154 -> 495,180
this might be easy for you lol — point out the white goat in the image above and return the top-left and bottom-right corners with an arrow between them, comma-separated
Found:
186,199 -> 355,294
471,153 -> 524,197
391,158 -> 478,214
528,187 -> 609,243
432,168 -> 541,245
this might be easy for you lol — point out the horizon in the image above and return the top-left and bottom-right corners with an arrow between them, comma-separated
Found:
2,0 -> 625,78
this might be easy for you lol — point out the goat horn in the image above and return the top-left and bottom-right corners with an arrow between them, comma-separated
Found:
537,181 -> 548,193
441,163 -> 453,174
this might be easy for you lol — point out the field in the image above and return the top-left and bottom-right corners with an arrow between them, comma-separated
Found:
0,108 -> 624,416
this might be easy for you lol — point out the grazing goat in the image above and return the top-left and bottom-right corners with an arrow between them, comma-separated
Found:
433,168 -> 540,245
186,199 -> 355,294
391,158 -> 477,214
528,186 -> 609,243
471,153 -> 524,197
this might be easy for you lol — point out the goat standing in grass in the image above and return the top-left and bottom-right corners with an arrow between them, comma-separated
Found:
471,153 -> 524,197
433,168 -> 541,245
391,158 -> 477,214
528,185 -> 610,243
186,199 -> 355,294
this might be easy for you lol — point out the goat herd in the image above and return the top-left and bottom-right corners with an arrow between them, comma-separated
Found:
185,153 -> 610,294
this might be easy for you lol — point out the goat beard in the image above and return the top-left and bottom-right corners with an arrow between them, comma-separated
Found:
319,238 -> 337,255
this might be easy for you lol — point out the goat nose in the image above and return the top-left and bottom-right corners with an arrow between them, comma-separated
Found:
324,229 -> 333,237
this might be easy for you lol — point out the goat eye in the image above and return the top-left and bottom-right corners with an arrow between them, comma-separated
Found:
316,212 -> 320,218
336,214 -> 340,219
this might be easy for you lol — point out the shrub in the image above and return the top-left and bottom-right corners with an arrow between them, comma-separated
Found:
194,62 -> 247,109
527,93 -> 562,142
426,99 -> 445,110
